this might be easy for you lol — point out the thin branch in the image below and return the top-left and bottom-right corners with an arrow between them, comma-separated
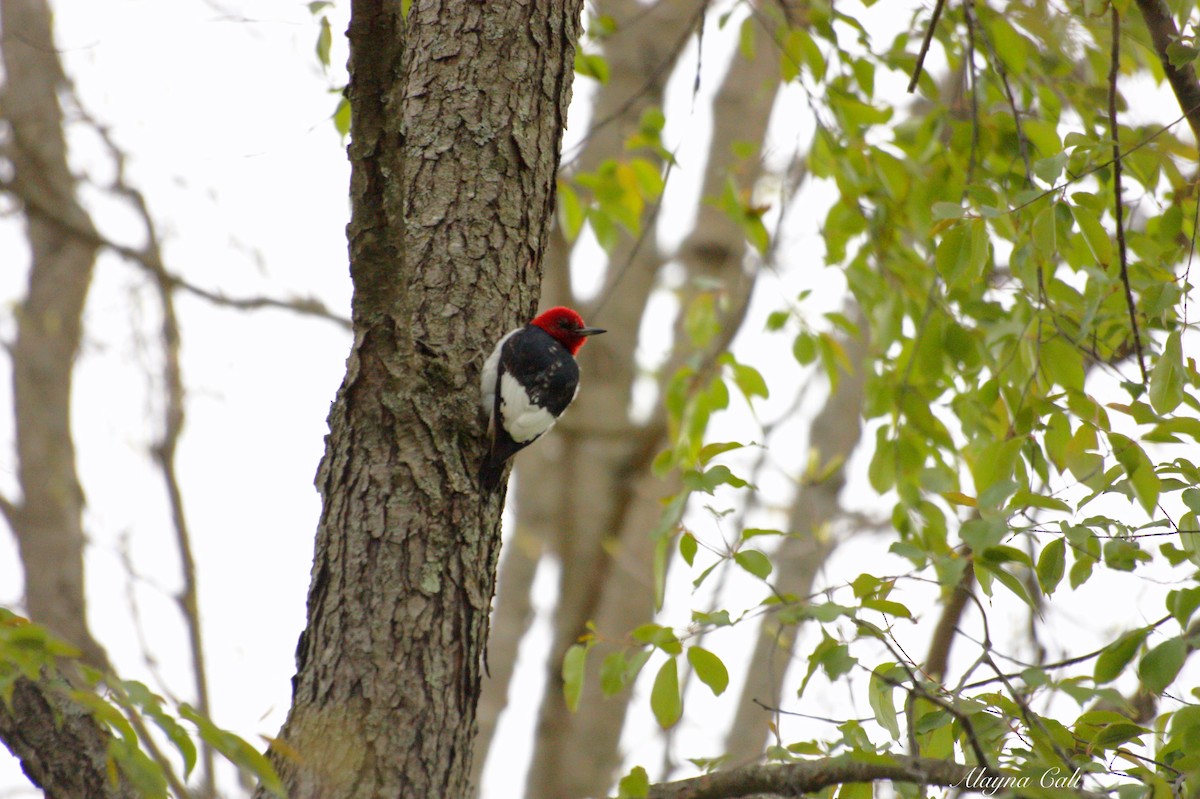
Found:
907,0 -> 947,93
172,278 -> 351,330
589,155 -> 675,318
77,101 -> 218,798
1108,6 -> 1147,383
867,623 -> 994,771
972,4 -> 1032,182
641,754 -> 1112,799
560,2 -> 706,169
962,0 -> 980,188
982,652 -> 1079,773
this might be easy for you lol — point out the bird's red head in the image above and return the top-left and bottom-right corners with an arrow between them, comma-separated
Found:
530,306 -> 606,355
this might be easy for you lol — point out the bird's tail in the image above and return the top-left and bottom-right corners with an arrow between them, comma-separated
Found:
478,453 -> 508,492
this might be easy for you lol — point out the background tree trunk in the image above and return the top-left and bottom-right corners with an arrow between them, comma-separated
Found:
0,0 -> 108,673
263,2 -> 583,797
473,3 -> 805,794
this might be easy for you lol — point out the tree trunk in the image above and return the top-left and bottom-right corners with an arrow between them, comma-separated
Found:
263,2 -> 583,797
0,679 -> 136,799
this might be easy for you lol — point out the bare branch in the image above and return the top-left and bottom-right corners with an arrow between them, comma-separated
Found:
172,278 -> 351,330
907,0 -> 946,93
642,755 -> 1111,799
1108,7 -> 1147,383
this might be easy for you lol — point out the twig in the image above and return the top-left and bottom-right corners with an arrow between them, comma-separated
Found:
866,624 -> 994,772
962,0 -> 980,189
973,7 -> 1031,182
172,279 -> 351,330
982,652 -> 1079,775
907,0 -> 947,93
1107,6 -> 1146,383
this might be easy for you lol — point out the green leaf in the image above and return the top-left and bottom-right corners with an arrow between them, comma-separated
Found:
869,664 -> 903,740
574,51 -> 610,83
1166,41 -> 1200,68
793,332 -> 818,365
1095,628 -> 1149,683
738,16 -> 756,61
1090,722 -> 1149,751
179,705 -> 286,798
687,647 -> 730,696
1032,204 -> 1058,256
650,658 -> 682,729
562,643 -> 588,712
1072,205 -> 1112,265
731,362 -> 769,400
679,532 -> 698,566
332,95 -> 351,138
1036,537 -> 1066,595
734,549 -> 772,580
122,682 -> 198,778
977,561 -> 1036,609
1149,331 -> 1185,414
631,623 -> 682,655
861,598 -> 912,618
1033,152 -> 1068,184
1139,637 -> 1188,694
108,737 -> 169,799
799,633 -> 855,695
683,465 -> 749,495
617,766 -> 650,799
934,224 -> 970,286
1109,433 -> 1160,515
699,441 -> 744,464
558,181 -> 586,241
1168,586 -> 1200,626
315,16 -> 332,69
931,202 -> 966,220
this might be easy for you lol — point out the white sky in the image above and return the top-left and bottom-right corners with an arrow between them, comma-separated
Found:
1,1 -> 1197,798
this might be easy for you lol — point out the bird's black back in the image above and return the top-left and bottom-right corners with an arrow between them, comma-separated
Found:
479,325 -> 581,491
498,325 -> 580,417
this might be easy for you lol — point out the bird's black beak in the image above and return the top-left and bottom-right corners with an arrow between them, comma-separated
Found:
578,327 -> 606,337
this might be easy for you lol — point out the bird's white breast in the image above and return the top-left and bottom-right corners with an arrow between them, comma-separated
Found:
499,372 -> 557,443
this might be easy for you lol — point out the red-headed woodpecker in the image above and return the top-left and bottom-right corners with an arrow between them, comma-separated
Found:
479,306 -> 605,491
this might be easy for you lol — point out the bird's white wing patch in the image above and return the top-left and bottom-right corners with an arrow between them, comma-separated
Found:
480,329 -> 519,418
499,372 -> 557,443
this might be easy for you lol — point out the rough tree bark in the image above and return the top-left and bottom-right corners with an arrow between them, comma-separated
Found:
261,2 -> 583,798
0,679 -> 136,799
